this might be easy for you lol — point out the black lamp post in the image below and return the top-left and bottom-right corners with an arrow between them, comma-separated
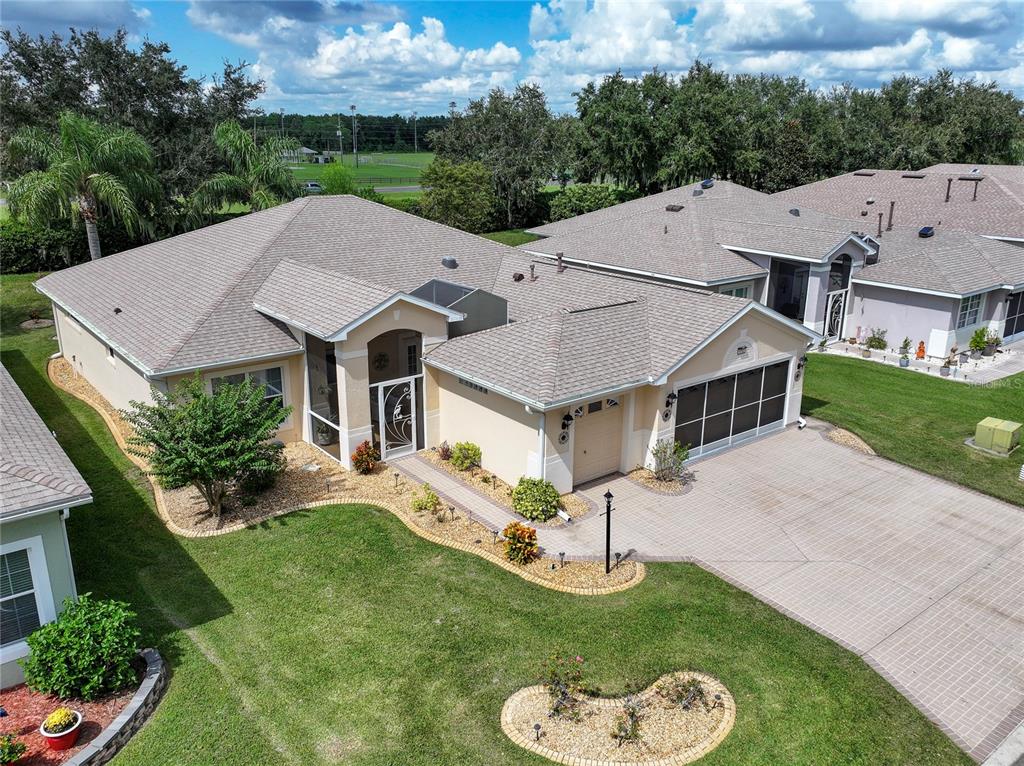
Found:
602,490 -> 614,574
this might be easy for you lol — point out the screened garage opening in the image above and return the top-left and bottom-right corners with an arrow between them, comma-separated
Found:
674,360 -> 790,458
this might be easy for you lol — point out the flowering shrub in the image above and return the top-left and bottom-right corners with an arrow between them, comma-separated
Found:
511,477 -> 561,521
542,654 -> 589,720
450,441 -> 481,470
23,594 -> 140,701
411,483 -> 440,513
502,521 -> 539,564
42,707 -> 77,734
656,675 -> 708,710
351,440 -> 380,474
437,440 -> 452,461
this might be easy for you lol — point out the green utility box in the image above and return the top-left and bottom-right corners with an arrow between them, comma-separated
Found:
974,417 -> 1022,454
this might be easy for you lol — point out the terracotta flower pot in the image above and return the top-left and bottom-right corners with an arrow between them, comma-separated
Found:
39,710 -> 82,751
861,349 -> 872,359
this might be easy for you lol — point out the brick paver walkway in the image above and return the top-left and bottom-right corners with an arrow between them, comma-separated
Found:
398,424 -> 1024,762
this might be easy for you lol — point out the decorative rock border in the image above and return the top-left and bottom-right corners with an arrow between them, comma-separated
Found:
65,649 -> 167,766
48,358 -> 644,595
501,671 -> 735,766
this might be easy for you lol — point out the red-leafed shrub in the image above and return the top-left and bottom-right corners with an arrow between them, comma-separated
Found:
351,440 -> 380,474
502,521 -> 539,564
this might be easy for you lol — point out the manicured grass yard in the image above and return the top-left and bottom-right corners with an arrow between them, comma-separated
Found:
1,274 -> 969,765
290,151 -> 433,186
803,354 -> 1024,506
481,229 -> 541,247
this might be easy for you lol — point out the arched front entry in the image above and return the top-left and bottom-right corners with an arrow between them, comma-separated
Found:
367,329 -> 424,459
823,254 -> 852,340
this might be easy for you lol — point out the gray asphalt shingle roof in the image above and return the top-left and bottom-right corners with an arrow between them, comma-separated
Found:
425,263 -> 757,407
774,167 -> 1024,240
1,363 -> 91,520
855,226 -> 1024,295
524,181 -> 869,284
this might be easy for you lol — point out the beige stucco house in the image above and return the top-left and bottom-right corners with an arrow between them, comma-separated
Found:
36,195 -> 816,494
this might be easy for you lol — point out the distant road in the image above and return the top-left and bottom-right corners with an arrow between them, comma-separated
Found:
377,185 -> 421,193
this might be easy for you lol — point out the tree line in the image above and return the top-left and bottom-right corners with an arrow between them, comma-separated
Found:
430,61 -> 1024,226
252,113 -> 450,155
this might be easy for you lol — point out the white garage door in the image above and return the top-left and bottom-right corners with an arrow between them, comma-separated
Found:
573,397 -> 623,484
673,360 -> 790,458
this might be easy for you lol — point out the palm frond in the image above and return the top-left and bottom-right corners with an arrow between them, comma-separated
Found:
249,187 -> 281,211
95,129 -> 155,173
8,170 -> 72,226
213,121 -> 256,178
86,171 -> 141,233
7,126 -> 56,165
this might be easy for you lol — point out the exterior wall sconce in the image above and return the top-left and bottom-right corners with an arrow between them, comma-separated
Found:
795,354 -> 808,381
665,392 -> 678,409
561,414 -> 573,430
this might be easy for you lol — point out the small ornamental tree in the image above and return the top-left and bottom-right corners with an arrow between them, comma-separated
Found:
123,374 -> 290,518
320,162 -> 356,195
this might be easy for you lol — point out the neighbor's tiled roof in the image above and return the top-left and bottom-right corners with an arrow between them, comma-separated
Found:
425,268 -> 755,407
855,225 -> 1024,295
774,167 -> 1024,240
1,363 -> 91,520
254,259 -> 399,340
525,181 -> 869,284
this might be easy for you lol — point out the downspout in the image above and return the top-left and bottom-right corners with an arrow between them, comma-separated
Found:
526,405 -> 546,480
59,508 -> 79,599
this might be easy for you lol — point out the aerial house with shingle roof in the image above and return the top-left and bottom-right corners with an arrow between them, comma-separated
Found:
35,195 -> 817,494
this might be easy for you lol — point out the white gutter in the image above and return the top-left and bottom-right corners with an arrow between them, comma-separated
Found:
154,347 -> 305,378
0,495 -> 93,525
849,278 -> 1000,300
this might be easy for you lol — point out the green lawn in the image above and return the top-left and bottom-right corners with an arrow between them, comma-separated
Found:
0,274 -> 970,765
803,353 -> 1024,506
480,229 -> 541,247
289,152 -> 433,186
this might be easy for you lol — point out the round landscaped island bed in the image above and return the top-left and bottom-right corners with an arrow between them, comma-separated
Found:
501,671 -> 735,766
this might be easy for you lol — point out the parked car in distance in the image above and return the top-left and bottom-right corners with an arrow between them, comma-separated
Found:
301,182 -> 322,195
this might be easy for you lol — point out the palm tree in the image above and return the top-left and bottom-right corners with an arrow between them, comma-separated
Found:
8,112 -> 158,260
190,121 -> 297,220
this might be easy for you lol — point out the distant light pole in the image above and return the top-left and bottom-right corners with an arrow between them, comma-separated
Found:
278,107 -> 284,138
336,113 -> 343,157
449,100 -> 457,116
350,104 -> 358,167
412,110 -> 418,153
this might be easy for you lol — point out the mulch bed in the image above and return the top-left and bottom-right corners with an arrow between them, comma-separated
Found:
626,468 -> 689,495
503,672 -> 733,765
0,673 -> 140,765
420,450 -> 591,522
825,427 -> 876,455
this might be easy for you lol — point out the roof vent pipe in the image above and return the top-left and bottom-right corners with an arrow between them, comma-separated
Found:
973,179 -> 980,201
886,200 -> 895,231
556,252 -> 566,273
945,178 -> 953,203
529,264 -> 537,282
877,212 -> 883,237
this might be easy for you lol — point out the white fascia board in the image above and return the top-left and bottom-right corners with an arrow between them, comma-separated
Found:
849,278 -> 1002,300
653,302 -> 818,385
328,293 -> 465,342
525,250 -> 766,287
252,302 -> 330,341
718,245 -> 823,264
36,288 -> 157,378
982,235 -> 1024,244
0,495 -> 93,525
154,347 -> 305,378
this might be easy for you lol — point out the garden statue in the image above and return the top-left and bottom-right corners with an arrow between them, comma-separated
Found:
915,341 -> 926,360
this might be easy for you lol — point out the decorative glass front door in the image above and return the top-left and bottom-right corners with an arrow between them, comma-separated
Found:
371,375 -> 419,459
824,289 -> 848,340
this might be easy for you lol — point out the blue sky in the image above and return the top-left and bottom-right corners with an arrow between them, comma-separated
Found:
3,1 -> 1023,115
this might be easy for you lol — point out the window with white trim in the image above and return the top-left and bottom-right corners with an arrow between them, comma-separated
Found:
956,295 -> 982,329
211,366 -> 284,406
720,284 -> 751,298
1,548 -> 42,645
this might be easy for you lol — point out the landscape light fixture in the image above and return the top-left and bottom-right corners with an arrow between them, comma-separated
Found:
448,505 -> 456,522
393,471 -> 400,490
558,552 -> 565,568
492,530 -> 500,545
533,723 -> 542,741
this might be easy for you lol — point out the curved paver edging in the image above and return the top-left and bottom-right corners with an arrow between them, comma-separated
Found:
48,359 -> 644,595
64,648 -> 167,766
500,671 -> 735,766
622,473 -> 692,497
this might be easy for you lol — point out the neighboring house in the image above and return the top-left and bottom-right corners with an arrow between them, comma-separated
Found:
524,176 -> 1024,358
774,165 -> 1024,353
1,363 -> 91,688
35,196 -> 816,494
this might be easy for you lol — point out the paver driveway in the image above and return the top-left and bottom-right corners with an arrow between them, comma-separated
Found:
399,421 -> 1024,761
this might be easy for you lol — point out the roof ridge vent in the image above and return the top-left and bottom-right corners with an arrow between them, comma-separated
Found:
853,170 -> 876,177
665,203 -> 684,212
564,299 -> 639,315
902,172 -> 926,179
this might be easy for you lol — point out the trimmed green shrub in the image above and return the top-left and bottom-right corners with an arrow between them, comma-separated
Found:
511,476 -> 561,521
0,734 -> 27,764
450,441 -> 481,471
502,521 -> 540,564
237,448 -> 286,495
865,328 -> 888,350
22,594 -> 140,701
549,184 -> 620,222
649,439 -> 689,482
411,483 -> 440,512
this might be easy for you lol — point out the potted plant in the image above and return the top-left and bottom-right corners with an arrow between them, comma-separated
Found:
39,707 -> 82,751
983,331 -> 1001,357
862,327 -> 887,358
939,346 -> 958,377
899,337 -> 911,367
315,420 -> 333,446
817,338 -> 827,353
968,328 -> 988,359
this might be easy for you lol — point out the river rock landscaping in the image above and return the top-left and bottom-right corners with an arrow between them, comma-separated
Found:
501,671 -> 734,765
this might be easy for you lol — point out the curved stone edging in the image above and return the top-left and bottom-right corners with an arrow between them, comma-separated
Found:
65,648 -> 167,766
48,359 -> 645,595
500,671 -> 735,766
623,472 -> 692,497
